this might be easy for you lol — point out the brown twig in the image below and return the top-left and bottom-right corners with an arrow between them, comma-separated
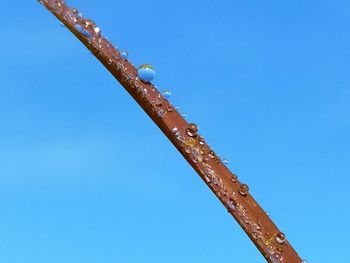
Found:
38,1 -> 303,262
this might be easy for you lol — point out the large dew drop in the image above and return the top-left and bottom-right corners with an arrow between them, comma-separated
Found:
138,64 -> 156,83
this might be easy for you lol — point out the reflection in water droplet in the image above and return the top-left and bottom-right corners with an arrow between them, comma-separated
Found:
222,159 -> 229,165
162,90 -> 172,99
120,51 -> 128,59
74,24 -> 92,38
238,183 -> 249,196
186,123 -> 198,137
138,64 -> 156,83
181,113 -> 188,119
275,232 -> 286,244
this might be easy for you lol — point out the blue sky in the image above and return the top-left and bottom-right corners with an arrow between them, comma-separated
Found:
1,0 -> 349,262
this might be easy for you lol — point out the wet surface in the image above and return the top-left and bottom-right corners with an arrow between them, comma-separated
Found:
38,1 -> 303,262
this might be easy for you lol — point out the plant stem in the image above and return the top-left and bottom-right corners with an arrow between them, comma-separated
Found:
38,1 -> 302,262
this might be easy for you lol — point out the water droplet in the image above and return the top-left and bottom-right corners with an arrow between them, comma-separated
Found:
74,24 -> 92,38
157,110 -> 165,118
275,232 -> 286,244
83,19 -> 95,28
198,137 -> 205,146
222,159 -> 229,165
120,51 -> 128,59
172,127 -> 179,135
138,64 -> 156,83
94,26 -> 101,36
186,123 -> 198,137
211,175 -> 221,186
192,149 -> 203,163
238,183 -> 249,196
301,260 -> 309,263
226,198 -> 237,210
155,100 -> 162,107
270,253 -> 284,263
162,90 -> 172,99
208,151 -> 215,159
71,8 -> 79,14
52,1 -> 63,8
181,113 -> 188,119
252,231 -> 259,239
231,174 -> 238,183
185,138 -> 196,147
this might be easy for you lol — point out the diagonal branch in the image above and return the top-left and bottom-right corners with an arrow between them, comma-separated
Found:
38,1 -> 303,262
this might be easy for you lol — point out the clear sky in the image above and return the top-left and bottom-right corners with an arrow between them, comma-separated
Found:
1,0 -> 349,262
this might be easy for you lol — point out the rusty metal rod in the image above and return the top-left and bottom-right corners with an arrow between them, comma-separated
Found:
38,1 -> 303,262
